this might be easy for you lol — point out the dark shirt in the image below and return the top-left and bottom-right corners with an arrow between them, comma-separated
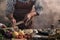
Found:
6,0 -> 36,15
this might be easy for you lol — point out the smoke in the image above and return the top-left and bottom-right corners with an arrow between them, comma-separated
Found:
33,0 -> 60,29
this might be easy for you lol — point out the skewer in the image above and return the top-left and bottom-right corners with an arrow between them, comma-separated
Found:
15,21 -> 24,26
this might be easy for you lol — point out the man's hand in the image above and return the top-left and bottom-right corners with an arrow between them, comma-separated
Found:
7,14 -> 16,27
27,12 -> 37,20
11,18 -> 16,26
27,5 -> 39,20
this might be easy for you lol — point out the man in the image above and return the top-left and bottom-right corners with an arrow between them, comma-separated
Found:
6,0 -> 38,29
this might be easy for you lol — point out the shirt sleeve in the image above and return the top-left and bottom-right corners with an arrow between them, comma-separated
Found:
6,0 -> 16,16
34,0 -> 43,14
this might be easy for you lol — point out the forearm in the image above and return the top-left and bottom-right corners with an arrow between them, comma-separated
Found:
6,0 -> 16,20
6,13 -> 16,26
30,5 -> 39,16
